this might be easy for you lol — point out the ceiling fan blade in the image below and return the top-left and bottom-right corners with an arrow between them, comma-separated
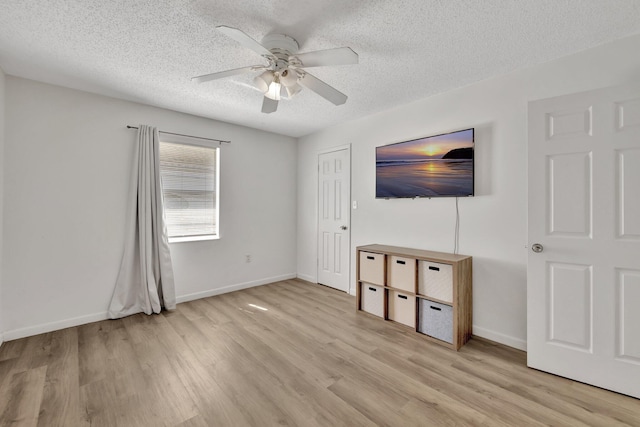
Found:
191,65 -> 265,84
298,72 -> 348,105
261,96 -> 278,114
293,47 -> 358,68
216,26 -> 273,57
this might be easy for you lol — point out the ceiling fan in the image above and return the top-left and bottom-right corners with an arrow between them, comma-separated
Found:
192,26 -> 359,113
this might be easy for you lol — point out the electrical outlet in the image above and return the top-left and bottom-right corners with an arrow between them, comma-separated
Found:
245,254 -> 252,263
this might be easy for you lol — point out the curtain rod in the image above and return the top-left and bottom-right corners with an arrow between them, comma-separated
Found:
126,125 -> 231,144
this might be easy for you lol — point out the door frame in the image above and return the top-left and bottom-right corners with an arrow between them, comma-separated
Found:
316,144 -> 352,293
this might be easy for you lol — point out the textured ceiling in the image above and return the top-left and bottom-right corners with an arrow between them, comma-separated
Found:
1,0 -> 640,137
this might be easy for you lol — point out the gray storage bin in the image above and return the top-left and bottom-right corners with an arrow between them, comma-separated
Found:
418,298 -> 453,344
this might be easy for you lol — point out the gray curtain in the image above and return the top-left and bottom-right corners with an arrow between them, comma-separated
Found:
108,125 -> 176,318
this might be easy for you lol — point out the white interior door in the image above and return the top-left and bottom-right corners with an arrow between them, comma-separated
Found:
318,147 -> 351,292
528,83 -> 640,398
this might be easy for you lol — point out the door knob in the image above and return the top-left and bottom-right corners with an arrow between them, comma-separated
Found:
340,225 -> 348,230
531,243 -> 543,253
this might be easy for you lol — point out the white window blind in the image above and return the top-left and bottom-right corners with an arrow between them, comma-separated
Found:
159,141 -> 219,242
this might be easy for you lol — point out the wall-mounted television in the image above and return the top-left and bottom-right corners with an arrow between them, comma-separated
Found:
376,128 -> 474,198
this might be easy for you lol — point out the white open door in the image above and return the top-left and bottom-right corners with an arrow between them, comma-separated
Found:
528,83 -> 640,398
317,146 -> 351,292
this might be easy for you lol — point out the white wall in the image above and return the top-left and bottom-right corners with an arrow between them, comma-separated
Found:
297,33 -> 640,350
3,77 -> 297,339
0,67 -> 5,346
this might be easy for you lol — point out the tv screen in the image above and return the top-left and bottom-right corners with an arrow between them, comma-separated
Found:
376,128 -> 474,198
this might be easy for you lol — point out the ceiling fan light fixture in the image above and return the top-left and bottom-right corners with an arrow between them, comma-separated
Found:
253,70 -> 274,93
279,68 -> 299,88
265,74 -> 282,101
285,83 -> 302,98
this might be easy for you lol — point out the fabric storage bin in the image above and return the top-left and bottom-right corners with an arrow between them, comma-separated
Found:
418,298 -> 453,344
360,283 -> 384,318
418,260 -> 453,303
388,290 -> 416,328
359,251 -> 385,286
387,256 -> 416,292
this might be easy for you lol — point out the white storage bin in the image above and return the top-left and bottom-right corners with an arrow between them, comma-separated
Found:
388,290 -> 416,328
360,284 -> 384,318
418,261 -> 453,303
359,251 -> 385,286
388,256 -> 416,292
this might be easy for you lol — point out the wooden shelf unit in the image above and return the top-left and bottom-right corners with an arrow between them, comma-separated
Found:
356,244 -> 472,350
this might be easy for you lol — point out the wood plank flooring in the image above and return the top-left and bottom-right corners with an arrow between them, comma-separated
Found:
1,279 -> 639,426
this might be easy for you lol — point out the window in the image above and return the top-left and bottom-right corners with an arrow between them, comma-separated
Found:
159,141 -> 219,242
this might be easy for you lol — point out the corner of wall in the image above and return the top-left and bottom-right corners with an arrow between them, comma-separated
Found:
472,325 -> 527,351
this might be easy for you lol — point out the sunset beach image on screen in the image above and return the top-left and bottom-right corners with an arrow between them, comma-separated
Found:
376,128 -> 474,198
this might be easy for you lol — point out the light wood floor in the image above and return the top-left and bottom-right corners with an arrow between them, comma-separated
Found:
1,279 -> 639,426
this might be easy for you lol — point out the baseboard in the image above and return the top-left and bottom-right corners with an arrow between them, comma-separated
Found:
3,273 -> 297,342
3,311 -> 109,342
175,273 -> 297,304
294,277 -> 314,285
472,325 -> 527,351
296,273 -> 316,283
